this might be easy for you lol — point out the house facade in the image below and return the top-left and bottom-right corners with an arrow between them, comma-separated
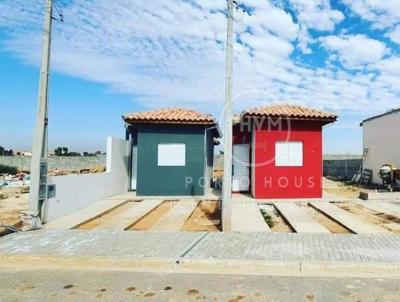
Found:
232,104 -> 337,199
361,108 -> 400,185
123,108 -> 221,196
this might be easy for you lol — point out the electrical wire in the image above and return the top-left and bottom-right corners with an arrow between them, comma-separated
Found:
52,0 -> 64,23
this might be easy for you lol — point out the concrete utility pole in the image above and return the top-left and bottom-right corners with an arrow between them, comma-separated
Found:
222,0 -> 234,231
29,0 -> 53,218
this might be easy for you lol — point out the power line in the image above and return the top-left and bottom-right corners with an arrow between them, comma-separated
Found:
52,0 -> 64,23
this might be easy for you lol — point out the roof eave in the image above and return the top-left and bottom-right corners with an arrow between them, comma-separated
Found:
122,118 -> 215,126
243,114 -> 337,124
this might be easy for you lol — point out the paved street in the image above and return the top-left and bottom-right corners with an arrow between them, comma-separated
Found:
1,268 -> 399,302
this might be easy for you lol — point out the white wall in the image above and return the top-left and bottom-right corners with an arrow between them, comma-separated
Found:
363,111 -> 400,184
43,137 -> 130,222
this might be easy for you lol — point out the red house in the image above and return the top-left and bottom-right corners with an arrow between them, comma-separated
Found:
232,104 -> 337,199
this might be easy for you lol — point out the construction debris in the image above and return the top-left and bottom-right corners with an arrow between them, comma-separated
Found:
0,165 -> 107,188
0,173 -> 30,188
19,211 -> 43,232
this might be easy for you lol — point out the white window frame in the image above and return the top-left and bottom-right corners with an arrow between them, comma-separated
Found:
157,143 -> 186,167
275,141 -> 303,167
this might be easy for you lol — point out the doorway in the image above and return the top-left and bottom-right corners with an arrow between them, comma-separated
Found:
232,144 -> 250,192
130,145 -> 137,190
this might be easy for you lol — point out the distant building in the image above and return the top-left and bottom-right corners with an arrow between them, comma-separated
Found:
233,104 -> 337,199
14,151 -> 32,157
360,108 -> 400,184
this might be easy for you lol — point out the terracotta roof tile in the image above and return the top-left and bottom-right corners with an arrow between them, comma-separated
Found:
122,108 -> 216,125
243,104 -> 337,123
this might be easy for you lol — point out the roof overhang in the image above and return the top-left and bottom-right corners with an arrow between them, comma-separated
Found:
360,108 -> 400,127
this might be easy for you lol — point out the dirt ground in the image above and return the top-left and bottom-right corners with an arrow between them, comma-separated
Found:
323,177 -> 375,199
128,201 -> 177,231
182,201 -> 221,232
259,204 -> 292,233
336,201 -> 400,234
0,187 -> 28,233
72,199 -> 224,232
301,204 -> 350,234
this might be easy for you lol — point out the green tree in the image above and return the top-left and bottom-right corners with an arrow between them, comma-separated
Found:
62,147 -> 68,156
54,147 -> 63,156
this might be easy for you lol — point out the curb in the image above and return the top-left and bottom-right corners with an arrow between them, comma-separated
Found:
1,255 -> 400,278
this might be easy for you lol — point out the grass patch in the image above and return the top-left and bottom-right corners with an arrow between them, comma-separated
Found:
260,209 -> 274,228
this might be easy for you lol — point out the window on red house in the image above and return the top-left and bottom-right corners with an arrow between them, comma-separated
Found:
275,141 -> 303,167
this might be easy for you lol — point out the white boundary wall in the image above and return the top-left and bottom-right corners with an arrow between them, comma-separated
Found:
43,137 -> 130,222
362,111 -> 400,184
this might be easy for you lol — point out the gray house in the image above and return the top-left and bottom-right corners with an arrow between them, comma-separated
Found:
361,108 -> 400,184
122,108 -> 221,196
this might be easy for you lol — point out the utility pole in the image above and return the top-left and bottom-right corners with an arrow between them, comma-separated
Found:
29,0 -> 53,220
222,0 -> 234,231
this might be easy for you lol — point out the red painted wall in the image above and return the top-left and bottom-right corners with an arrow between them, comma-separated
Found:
253,120 -> 323,198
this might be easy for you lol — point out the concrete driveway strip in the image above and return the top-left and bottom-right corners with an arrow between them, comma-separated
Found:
274,203 -> 329,233
151,200 -> 199,231
44,197 -> 133,230
232,202 -> 270,232
95,199 -> 164,230
353,200 -> 400,217
309,202 -> 388,234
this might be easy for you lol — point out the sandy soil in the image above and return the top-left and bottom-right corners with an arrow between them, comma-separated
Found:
301,204 -> 351,234
323,178 -> 375,199
271,212 -> 293,232
128,201 -> 177,231
324,187 -> 362,199
0,188 -> 28,233
260,204 -> 292,233
336,201 -> 400,234
78,201 -> 137,230
182,201 -> 221,232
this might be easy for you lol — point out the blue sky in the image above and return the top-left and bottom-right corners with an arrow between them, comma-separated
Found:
1,0 -> 400,153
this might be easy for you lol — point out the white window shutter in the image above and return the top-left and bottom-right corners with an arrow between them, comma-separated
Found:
158,143 -> 186,166
275,142 -> 303,166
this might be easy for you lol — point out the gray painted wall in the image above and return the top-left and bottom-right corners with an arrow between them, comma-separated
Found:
362,111 -> 400,184
43,137 -> 130,222
0,155 -> 106,172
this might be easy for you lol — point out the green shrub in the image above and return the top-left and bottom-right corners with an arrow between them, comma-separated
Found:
260,209 -> 274,228
0,164 -> 18,175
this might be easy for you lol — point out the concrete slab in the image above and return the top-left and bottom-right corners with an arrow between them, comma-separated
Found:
151,200 -> 199,231
232,202 -> 270,232
360,191 -> 400,201
309,202 -> 388,234
232,192 -> 344,203
44,195 -> 134,230
353,200 -> 400,217
126,191 -> 220,200
274,203 -> 329,233
94,199 -> 164,230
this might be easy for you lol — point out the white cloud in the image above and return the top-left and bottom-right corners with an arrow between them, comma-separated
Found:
0,0 -> 399,121
386,25 -> 400,45
244,3 -> 299,40
289,0 -> 345,31
342,0 -> 400,29
320,34 -> 389,68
